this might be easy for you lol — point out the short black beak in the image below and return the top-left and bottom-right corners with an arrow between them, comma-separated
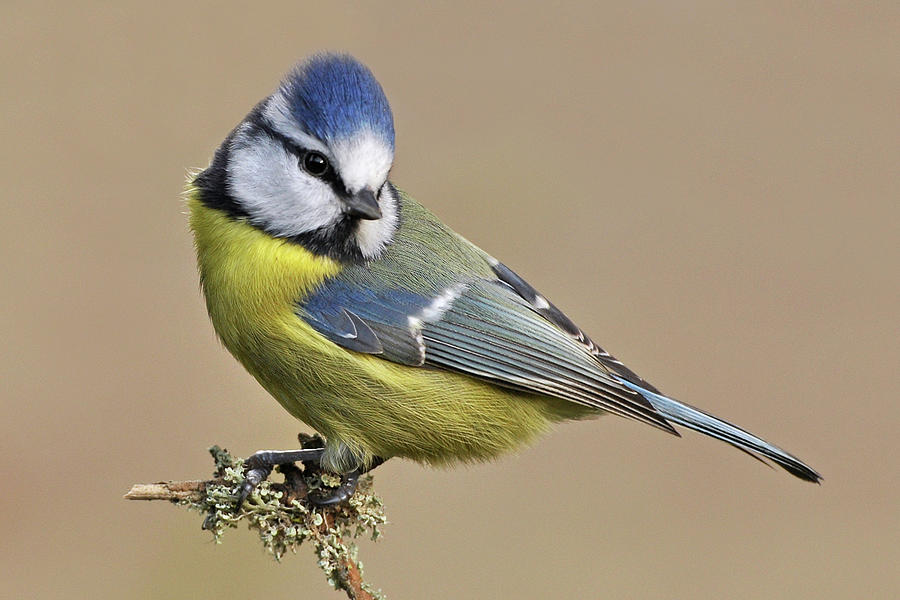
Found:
343,188 -> 382,220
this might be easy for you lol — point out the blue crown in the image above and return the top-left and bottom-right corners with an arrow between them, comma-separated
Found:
279,53 -> 395,149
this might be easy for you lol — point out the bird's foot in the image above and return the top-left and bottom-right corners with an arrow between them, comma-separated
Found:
236,447 -> 325,508
236,436 -> 385,509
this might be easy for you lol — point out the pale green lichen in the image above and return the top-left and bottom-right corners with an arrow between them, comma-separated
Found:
178,445 -> 387,599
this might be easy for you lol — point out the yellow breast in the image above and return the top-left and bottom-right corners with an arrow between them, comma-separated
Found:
188,195 -> 341,411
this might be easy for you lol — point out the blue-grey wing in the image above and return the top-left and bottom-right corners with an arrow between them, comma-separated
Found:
297,267 -> 675,434
299,285 -> 427,366
422,278 -> 674,432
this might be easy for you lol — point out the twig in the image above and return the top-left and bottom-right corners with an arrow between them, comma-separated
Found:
125,441 -> 386,600
124,480 -> 213,502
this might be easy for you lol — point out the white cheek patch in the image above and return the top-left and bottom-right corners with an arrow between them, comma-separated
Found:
227,124 -> 342,237
354,183 -> 399,259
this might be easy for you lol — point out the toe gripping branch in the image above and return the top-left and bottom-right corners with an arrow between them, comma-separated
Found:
237,434 -> 384,508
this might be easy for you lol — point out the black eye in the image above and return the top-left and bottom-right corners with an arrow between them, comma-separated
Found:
302,151 -> 330,177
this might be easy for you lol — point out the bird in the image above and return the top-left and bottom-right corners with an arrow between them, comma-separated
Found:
187,53 -> 820,505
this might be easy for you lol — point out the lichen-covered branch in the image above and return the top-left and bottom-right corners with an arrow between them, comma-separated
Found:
125,438 -> 387,600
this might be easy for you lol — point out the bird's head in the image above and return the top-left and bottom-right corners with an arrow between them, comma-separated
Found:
195,53 -> 398,261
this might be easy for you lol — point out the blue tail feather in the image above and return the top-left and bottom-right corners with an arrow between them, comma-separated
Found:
615,378 -> 821,483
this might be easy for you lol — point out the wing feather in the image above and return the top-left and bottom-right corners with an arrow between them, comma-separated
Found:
422,283 -> 675,432
298,276 -> 676,434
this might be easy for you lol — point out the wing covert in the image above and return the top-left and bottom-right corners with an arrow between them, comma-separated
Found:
299,284 -> 426,365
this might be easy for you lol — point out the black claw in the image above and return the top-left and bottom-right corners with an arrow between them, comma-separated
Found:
308,469 -> 361,506
237,464 -> 271,507
309,457 -> 386,506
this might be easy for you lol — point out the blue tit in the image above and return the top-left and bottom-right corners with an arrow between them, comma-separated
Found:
188,53 -> 820,504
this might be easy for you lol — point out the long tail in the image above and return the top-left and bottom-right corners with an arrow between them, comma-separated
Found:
615,378 -> 821,483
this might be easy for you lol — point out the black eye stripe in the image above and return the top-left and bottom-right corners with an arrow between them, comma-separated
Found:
257,124 -> 303,156
253,122 -> 347,192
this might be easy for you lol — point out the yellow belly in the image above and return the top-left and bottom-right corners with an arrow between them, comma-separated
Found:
189,197 -> 590,469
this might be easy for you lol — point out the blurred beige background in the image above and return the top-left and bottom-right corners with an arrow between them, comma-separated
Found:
2,2 -> 897,599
